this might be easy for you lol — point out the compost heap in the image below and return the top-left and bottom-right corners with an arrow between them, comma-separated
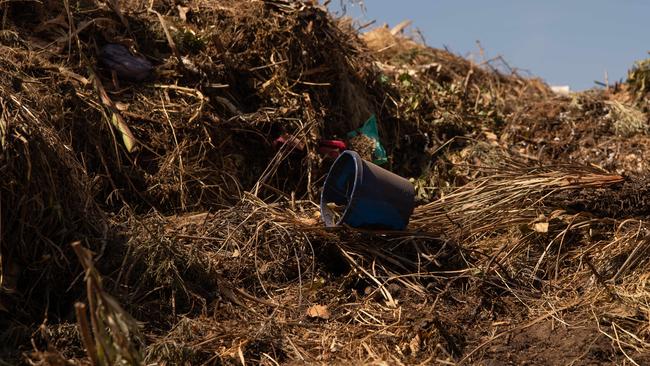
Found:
2,1 -> 650,365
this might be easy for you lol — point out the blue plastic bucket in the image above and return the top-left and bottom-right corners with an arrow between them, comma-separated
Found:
320,150 -> 415,230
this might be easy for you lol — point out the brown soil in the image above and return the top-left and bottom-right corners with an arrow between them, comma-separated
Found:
480,321 -> 640,365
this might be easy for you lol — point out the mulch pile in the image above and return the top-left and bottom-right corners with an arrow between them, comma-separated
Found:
1,1 -> 650,364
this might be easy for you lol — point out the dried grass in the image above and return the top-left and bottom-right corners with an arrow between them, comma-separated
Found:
0,71 -> 107,323
1,0 -> 650,365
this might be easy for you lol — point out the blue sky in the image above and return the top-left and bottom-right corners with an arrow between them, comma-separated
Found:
330,1 -> 650,90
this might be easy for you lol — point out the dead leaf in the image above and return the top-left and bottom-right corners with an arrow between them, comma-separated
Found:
484,131 -> 500,146
408,334 -> 421,355
484,131 -> 498,141
115,102 -> 130,111
297,217 -> 317,226
58,67 -> 89,86
533,222 -> 549,233
92,75 -> 137,152
307,304 -> 330,319
177,6 -> 190,22
111,113 -> 137,153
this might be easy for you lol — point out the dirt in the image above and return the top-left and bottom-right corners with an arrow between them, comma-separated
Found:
482,322 -> 614,365
478,316 -> 650,366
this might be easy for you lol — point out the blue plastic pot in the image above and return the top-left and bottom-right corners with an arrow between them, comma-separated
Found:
320,150 -> 415,230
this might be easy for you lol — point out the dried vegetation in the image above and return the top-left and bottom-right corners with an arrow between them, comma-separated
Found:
2,1 -> 650,365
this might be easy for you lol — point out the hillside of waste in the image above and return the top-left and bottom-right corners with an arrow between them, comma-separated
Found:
1,1 -> 650,364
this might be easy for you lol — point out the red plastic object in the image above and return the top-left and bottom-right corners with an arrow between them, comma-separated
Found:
318,139 -> 346,158
273,136 -> 346,158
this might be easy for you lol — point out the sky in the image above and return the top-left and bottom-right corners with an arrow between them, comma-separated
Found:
329,1 -> 650,91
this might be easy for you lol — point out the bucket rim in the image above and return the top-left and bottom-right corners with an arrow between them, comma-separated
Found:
320,150 -> 364,227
